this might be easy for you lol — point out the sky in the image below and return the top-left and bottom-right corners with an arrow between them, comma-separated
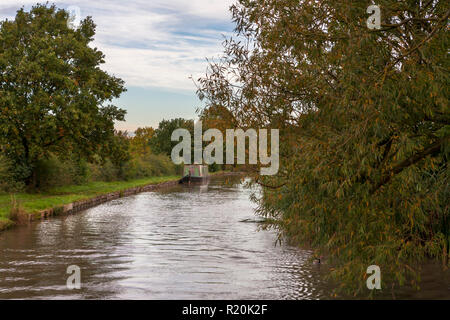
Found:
0,0 -> 236,131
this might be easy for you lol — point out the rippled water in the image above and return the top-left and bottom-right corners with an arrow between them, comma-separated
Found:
0,176 -> 448,299
0,177 -> 332,299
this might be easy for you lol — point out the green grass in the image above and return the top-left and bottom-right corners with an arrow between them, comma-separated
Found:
0,176 -> 179,227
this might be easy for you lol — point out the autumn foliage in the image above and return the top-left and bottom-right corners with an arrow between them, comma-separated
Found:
197,0 -> 449,294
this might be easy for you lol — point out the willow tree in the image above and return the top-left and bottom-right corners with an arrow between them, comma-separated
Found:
0,4 -> 126,187
197,0 -> 449,294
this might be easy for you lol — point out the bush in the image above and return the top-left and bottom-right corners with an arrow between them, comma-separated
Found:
73,159 -> 89,185
1,151 -> 178,192
98,159 -> 120,182
122,154 -> 177,180
34,155 -> 90,189
0,155 -> 24,192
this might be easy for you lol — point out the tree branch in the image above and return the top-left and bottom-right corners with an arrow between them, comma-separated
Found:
380,9 -> 450,77
255,177 -> 286,189
371,139 -> 445,194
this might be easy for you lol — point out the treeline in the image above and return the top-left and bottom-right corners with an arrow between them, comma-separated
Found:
197,0 -> 449,294
0,127 -> 178,192
0,111 -> 228,193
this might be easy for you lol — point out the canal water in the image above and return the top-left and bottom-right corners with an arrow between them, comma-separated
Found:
0,176 -> 448,299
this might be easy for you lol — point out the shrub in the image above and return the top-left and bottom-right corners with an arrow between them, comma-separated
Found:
33,155 -> 91,189
122,154 -> 177,180
1,151 -> 178,192
0,155 -> 24,193
98,159 -> 120,182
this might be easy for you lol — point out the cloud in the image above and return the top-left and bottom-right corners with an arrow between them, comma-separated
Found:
0,0 -> 235,91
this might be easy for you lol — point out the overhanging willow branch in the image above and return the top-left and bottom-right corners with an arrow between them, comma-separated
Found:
371,139 -> 445,194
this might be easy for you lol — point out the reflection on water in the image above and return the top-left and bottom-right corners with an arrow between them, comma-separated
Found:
0,177 -> 448,299
0,177 -> 329,299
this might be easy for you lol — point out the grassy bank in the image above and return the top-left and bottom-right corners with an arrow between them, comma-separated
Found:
0,175 -> 179,231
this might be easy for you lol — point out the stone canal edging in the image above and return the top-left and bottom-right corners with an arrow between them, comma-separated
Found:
28,179 -> 180,222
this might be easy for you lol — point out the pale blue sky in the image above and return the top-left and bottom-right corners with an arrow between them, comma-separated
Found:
0,0 -> 235,131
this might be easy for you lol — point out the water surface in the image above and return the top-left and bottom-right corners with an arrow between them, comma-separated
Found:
0,177 -> 448,299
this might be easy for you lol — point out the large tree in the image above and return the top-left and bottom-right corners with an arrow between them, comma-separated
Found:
198,0 -> 449,294
0,4 -> 126,186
